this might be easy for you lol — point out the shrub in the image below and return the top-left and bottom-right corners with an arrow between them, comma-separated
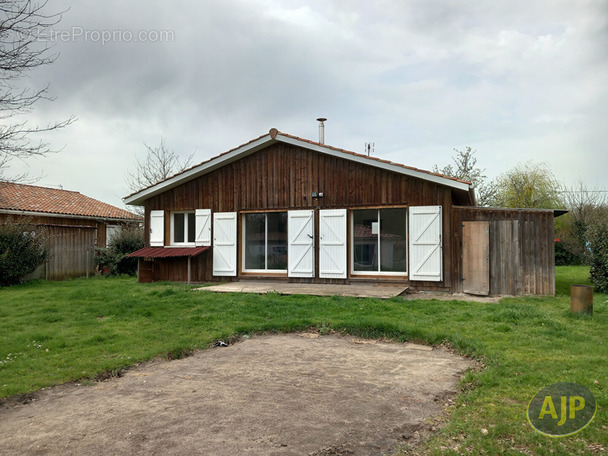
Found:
95,225 -> 144,276
554,240 -> 583,266
0,219 -> 48,286
588,221 -> 608,293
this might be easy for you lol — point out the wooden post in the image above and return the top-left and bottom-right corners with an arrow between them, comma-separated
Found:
187,256 -> 191,285
571,285 -> 593,315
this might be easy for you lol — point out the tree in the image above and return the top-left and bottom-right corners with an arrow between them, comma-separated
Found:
433,146 -> 496,206
0,218 -> 48,286
0,0 -> 75,182
588,220 -> 608,293
555,181 -> 608,264
490,161 -> 562,209
127,138 -> 194,194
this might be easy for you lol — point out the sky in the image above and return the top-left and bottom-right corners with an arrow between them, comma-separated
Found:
8,0 -> 608,210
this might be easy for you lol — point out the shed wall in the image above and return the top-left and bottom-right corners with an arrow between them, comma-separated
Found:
0,213 -> 138,281
451,207 -> 555,295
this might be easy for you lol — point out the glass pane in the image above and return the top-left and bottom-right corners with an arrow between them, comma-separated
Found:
353,209 -> 378,272
245,213 -> 266,270
379,208 -> 407,272
173,213 -> 185,243
266,212 -> 287,270
187,213 -> 196,243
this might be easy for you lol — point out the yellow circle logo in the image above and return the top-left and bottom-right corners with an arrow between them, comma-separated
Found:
527,382 -> 596,437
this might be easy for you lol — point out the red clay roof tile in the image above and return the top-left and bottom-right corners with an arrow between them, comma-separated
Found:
0,182 -> 141,221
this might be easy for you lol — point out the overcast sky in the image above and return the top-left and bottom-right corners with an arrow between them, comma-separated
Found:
11,0 -> 608,210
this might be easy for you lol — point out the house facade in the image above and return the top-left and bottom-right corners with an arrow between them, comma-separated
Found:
0,182 -> 142,280
125,128 -> 555,295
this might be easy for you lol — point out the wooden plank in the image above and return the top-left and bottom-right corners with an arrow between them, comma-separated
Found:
489,220 -> 499,295
512,220 -> 522,295
547,213 -> 556,295
524,218 -> 532,294
462,221 -> 490,295
451,208 -> 462,293
502,220 -> 512,294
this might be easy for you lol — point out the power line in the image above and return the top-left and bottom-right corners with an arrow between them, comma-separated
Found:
558,190 -> 608,193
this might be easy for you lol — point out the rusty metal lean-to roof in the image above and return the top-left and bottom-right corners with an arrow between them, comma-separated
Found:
127,247 -> 210,258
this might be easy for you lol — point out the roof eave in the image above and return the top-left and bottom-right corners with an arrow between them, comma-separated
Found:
0,208 -> 142,222
124,133 -> 275,206
123,131 -> 472,205
276,134 -> 472,193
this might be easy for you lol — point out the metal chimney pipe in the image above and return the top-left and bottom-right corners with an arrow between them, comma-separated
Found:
316,117 -> 327,144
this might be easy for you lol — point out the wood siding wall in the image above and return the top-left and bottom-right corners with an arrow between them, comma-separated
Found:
42,225 -> 97,280
144,143 -> 457,288
451,207 -> 555,295
0,214 -> 108,246
1,213 -> 128,281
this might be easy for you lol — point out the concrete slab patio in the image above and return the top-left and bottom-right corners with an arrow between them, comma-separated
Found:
198,281 -> 409,299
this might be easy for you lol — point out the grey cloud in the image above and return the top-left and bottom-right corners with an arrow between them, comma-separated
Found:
8,0 -> 608,207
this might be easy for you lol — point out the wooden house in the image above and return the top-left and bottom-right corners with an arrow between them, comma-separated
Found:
124,128 -> 555,295
0,182 -> 142,280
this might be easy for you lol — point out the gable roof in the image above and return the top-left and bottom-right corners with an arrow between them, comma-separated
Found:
0,182 -> 142,221
124,128 -> 473,206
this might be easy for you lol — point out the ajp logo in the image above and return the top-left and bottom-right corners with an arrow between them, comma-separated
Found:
527,382 -> 596,437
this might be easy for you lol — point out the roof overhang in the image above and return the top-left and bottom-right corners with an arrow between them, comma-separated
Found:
124,133 -> 275,206
0,208 -> 142,223
123,130 -> 472,206
554,209 -> 569,218
128,246 -> 210,258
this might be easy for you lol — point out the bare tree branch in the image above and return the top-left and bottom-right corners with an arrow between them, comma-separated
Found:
127,138 -> 195,213
433,146 -> 496,206
0,0 -> 75,182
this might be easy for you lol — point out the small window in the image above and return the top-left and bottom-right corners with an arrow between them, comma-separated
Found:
172,212 -> 196,245
352,208 -> 407,274
106,225 -> 121,247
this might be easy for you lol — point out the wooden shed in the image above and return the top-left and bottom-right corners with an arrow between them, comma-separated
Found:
125,128 -> 555,295
0,182 -> 142,280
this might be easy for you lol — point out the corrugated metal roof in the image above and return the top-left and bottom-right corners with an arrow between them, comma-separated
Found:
0,182 -> 142,221
128,247 -> 210,258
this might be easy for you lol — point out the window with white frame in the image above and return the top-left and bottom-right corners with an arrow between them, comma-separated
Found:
171,212 -> 196,245
106,225 -> 121,247
351,208 -> 407,274
243,212 -> 287,272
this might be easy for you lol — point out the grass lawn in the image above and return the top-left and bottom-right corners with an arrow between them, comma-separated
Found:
0,266 -> 606,455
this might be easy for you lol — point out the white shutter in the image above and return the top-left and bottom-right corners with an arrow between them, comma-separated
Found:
288,210 -> 314,278
149,210 -> 164,247
213,212 -> 237,276
319,209 -> 347,279
195,209 -> 212,246
409,206 -> 443,281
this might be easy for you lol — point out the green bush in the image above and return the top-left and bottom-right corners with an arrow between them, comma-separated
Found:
554,240 -> 582,266
588,221 -> 608,293
0,219 -> 48,286
95,225 -> 144,276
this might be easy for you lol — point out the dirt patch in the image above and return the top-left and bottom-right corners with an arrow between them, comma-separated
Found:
0,334 -> 473,455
